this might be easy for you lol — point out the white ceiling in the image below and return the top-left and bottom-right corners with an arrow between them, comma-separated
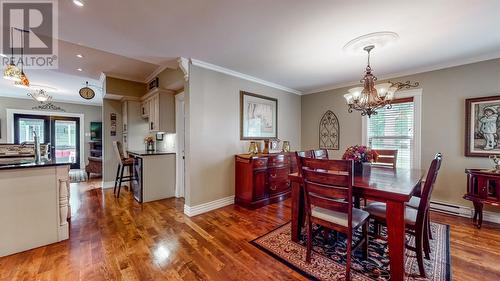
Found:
54,0 -> 500,94
0,39 -> 160,105
1,0 -> 499,104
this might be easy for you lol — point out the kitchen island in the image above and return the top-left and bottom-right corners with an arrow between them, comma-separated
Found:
0,160 -> 71,257
127,150 -> 176,203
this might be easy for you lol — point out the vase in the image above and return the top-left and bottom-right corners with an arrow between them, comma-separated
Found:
354,162 -> 371,176
146,142 -> 155,151
354,162 -> 363,175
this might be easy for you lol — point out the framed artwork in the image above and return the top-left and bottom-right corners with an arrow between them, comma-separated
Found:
465,95 -> 500,157
240,91 -> 278,140
319,110 -> 340,150
110,113 -> 117,136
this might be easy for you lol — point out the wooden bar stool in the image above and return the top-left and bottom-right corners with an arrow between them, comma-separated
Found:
112,141 -> 135,198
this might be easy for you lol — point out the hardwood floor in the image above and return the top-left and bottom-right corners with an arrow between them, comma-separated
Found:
0,179 -> 499,281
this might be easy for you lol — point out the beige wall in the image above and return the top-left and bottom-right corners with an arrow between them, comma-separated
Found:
105,77 -> 146,98
0,96 -> 102,165
185,65 -> 301,206
302,58 -> 500,208
157,68 -> 185,90
102,99 -> 122,183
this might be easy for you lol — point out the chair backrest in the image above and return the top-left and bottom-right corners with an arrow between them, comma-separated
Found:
112,141 -> 127,164
295,150 -> 314,175
301,158 -> 354,229
313,149 -> 329,159
372,149 -> 398,168
416,153 -> 443,225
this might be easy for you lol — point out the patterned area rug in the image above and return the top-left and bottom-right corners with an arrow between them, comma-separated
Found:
251,222 -> 450,281
69,169 -> 88,183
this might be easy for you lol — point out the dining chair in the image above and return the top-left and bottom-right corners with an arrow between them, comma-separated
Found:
295,150 -> 314,175
313,149 -> 329,159
301,158 -> 369,280
364,153 -> 442,278
372,149 -> 398,168
112,141 -> 135,198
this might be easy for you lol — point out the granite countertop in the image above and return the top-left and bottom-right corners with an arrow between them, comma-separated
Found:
0,159 -> 72,170
127,150 -> 176,156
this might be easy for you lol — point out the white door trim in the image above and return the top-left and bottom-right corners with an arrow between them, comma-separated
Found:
175,92 -> 185,198
361,88 -> 423,169
6,108 -> 86,169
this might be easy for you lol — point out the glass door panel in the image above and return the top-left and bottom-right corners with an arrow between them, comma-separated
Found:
54,120 -> 77,165
51,117 -> 80,169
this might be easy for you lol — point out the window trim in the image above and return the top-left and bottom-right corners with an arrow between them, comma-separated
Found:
362,88 -> 422,169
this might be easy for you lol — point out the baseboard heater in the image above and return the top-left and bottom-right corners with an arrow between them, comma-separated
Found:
430,200 -> 472,217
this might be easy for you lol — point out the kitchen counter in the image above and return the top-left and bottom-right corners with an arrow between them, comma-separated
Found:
0,159 -> 70,257
127,150 -> 176,156
0,159 -> 72,170
126,151 -> 176,203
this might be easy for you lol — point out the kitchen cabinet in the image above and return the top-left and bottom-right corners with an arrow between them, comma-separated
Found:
141,88 -> 175,133
141,101 -> 149,118
121,99 -> 149,151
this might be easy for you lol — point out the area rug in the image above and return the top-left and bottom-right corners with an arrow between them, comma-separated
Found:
251,222 -> 450,281
69,169 -> 88,183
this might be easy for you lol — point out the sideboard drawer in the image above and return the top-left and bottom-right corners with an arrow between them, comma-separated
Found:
253,158 -> 268,169
268,154 -> 288,167
268,167 -> 289,182
268,181 -> 290,194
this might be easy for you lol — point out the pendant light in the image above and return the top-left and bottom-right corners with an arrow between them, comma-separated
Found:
3,27 -> 21,81
14,29 -> 30,88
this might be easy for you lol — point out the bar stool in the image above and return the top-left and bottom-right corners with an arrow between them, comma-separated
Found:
112,141 -> 135,198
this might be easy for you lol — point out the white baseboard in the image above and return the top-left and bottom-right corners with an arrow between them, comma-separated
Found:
101,181 -> 115,189
430,200 -> 500,224
184,196 -> 235,217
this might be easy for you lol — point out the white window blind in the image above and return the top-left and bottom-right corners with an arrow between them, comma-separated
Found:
367,98 -> 414,169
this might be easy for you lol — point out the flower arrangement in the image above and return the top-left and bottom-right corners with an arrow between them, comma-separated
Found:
342,145 -> 378,163
144,136 -> 155,144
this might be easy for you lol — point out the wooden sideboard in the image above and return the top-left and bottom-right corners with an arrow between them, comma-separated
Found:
235,152 -> 297,209
464,169 -> 500,228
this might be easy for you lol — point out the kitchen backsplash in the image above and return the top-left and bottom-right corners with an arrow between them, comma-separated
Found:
0,144 -> 49,157
156,133 -> 176,152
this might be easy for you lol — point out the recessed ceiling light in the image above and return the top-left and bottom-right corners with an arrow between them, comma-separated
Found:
76,54 -> 83,58
73,0 -> 84,7
77,68 -> 83,72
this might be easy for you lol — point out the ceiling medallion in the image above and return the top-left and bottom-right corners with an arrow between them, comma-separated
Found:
79,81 -> 96,100
343,45 -> 419,117
343,31 -> 399,53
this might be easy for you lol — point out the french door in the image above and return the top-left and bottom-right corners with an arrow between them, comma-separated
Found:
14,114 -> 80,169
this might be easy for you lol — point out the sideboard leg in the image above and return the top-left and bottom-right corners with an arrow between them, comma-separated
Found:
477,202 -> 484,229
472,201 -> 479,224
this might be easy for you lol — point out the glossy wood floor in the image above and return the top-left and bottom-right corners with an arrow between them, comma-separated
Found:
1,179 -> 499,281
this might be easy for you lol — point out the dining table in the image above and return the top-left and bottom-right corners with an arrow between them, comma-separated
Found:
289,165 -> 424,281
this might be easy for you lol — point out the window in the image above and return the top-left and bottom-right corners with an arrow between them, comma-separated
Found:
363,90 -> 422,169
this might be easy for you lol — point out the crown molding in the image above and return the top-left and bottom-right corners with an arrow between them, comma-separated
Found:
304,51 -> 500,95
145,64 -> 170,83
190,58 -> 302,95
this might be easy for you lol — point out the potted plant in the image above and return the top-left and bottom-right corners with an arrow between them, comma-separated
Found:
144,136 -> 155,152
341,145 -> 378,175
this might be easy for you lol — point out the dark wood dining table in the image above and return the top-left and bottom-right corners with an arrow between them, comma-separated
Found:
289,166 -> 424,281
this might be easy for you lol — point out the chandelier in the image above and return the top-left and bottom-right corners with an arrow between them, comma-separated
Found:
343,45 -> 419,117
27,89 -> 52,103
